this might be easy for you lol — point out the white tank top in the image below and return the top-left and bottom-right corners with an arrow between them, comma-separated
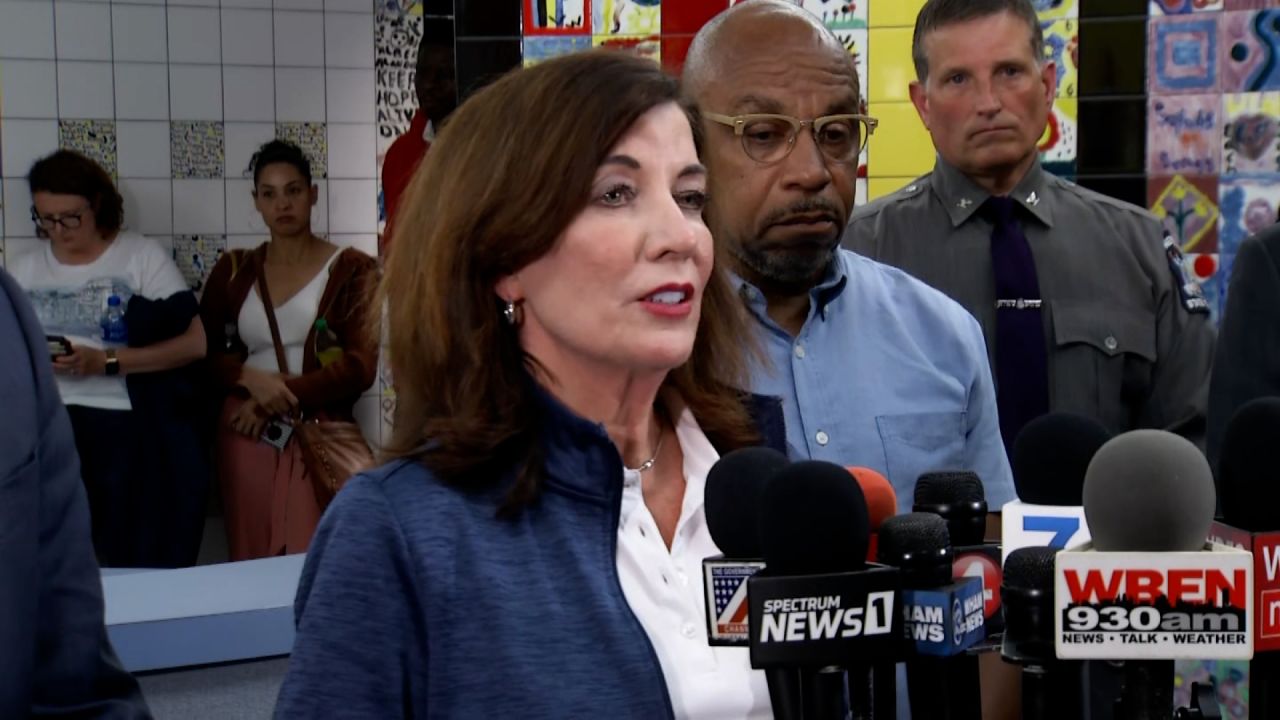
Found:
239,250 -> 341,375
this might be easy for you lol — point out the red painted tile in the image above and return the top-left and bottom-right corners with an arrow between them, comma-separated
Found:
661,0 -> 729,35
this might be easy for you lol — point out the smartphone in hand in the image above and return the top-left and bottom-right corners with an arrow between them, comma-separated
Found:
46,335 -> 72,359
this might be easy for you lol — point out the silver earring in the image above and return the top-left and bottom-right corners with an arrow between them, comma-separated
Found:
502,300 -> 524,327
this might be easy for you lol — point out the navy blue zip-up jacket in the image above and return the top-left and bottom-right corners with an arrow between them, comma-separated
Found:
275,389 -> 785,718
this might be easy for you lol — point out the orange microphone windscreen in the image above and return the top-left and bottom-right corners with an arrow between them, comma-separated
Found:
848,467 -> 897,562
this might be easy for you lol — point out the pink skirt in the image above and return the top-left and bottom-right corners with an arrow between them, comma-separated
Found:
216,396 -> 323,561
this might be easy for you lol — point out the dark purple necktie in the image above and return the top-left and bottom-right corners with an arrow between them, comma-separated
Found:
986,196 -> 1049,452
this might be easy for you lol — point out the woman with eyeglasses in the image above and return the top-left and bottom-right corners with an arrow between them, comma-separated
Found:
8,150 -> 208,568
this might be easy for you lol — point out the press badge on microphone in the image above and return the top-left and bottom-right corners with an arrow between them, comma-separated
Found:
1164,235 -> 1209,315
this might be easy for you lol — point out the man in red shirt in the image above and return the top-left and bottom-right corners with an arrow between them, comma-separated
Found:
380,18 -> 457,256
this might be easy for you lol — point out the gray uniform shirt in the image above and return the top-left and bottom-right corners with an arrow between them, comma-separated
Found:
845,158 -> 1215,438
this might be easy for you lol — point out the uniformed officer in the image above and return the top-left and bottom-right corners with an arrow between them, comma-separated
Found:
845,0 -> 1214,447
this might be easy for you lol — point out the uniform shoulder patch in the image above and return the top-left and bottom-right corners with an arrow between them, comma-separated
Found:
1163,234 -> 1209,315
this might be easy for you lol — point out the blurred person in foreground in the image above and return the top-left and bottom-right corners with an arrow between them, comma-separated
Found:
0,265 -> 150,717
275,51 -> 783,718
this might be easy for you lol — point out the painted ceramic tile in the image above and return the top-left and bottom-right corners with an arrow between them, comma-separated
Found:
276,123 -> 328,179
1220,10 -> 1280,92
1220,175 -> 1280,260
1039,97 -> 1078,163
1226,0 -> 1280,9
1150,174 -> 1220,253
1031,0 -> 1078,21
593,0 -> 659,36
1149,15 -> 1221,94
170,121 -> 225,180
1222,92 -> 1280,175
1042,19 -> 1079,98
375,9 -> 423,180
592,34 -> 661,63
523,35 -> 592,66
524,0 -> 590,34
798,0 -> 867,30
1148,94 -> 1221,175
172,235 -> 227,293
378,0 -> 426,15
1151,0 -> 1226,13
58,120 -> 117,177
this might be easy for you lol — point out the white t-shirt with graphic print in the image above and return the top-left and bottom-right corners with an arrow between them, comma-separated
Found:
10,231 -> 189,411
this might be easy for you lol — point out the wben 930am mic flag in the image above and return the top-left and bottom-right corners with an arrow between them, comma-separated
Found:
1055,429 -> 1253,719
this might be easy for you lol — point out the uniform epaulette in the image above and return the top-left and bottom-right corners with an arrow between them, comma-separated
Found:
850,174 -> 933,221
1053,174 -> 1161,224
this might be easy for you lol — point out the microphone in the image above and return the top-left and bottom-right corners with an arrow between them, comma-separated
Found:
1056,430 -> 1253,720
702,447 -> 799,719
1001,546 -> 1083,720
752,460 -> 903,719
878,512 -> 984,720
849,467 -> 896,563
1002,413 -> 1110,560
847,467 -> 898,718
915,472 -> 1003,634
1210,398 -> 1280,720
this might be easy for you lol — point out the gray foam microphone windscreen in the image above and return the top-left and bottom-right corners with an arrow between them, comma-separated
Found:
1082,429 -> 1215,552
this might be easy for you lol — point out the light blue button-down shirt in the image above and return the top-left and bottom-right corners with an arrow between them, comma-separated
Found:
740,248 -> 1016,513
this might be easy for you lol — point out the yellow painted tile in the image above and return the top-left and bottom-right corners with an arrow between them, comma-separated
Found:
868,178 -> 919,202
869,0 -> 926,28
866,101 -> 935,178
867,27 -> 915,103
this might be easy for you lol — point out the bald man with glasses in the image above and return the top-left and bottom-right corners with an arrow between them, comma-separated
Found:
684,0 -> 1015,515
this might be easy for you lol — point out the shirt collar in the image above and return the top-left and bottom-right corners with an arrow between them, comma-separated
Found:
732,254 -> 849,323
931,157 -> 1055,229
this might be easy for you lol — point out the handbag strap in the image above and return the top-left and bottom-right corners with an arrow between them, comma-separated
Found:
255,257 -> 292,377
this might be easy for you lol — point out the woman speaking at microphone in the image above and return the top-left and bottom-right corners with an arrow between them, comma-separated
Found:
275,51 -> 784,718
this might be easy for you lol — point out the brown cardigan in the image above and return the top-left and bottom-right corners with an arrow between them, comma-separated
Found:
199,243 -> 379,418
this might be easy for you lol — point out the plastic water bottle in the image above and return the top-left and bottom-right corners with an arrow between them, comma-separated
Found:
101,295 -> 127,344
314,318 -> 343,367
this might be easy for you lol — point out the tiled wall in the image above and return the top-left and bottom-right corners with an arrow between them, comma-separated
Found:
2,0 -> 1279,446
1144,0 -> 1280,326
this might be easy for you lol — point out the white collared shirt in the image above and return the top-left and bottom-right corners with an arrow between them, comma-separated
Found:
616,408 -> 772,719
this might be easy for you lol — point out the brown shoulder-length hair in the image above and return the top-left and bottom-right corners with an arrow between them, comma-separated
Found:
27,150 -> 124,235
380,50 -> 760,515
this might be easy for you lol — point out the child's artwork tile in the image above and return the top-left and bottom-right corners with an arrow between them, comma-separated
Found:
172,235 -> 227,292
1147,94 -> 1222,175
522,35 -> 592,66
524,0 -> 589,34
1220,175 -> 1280,259
59,120 -> 117,177
1043,18 -> 1079,97
1039,97 -> 1078,163
593,0 -> 659,36
1032,0 -> 1079,20
170,121 -> 226,180
591,34 -> 660,64
661,0 -> 725,34
1149,15 -> 1221,94
798,0 -> 867,30
1222,92 -> 1280,175
1221,10 -> 1280,92
1151,0 -> 1224,13
1149,174 -> 1220,254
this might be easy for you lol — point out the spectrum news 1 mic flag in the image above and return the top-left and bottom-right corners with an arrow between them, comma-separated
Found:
1053,541 -> 1254,661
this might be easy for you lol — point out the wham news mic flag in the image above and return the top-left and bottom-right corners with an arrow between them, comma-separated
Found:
1209,522 -> 1280,652
1054,542 -> 1254,660
901,575 -> 986,656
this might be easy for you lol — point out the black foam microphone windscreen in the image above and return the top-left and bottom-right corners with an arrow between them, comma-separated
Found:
914,471 -> 987,546
705,446 -> 789,557
1219,397 -> 1280,532
758,460 -> 870,575
1012,412 -> 1112,505
1082,429 -> 1215,552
